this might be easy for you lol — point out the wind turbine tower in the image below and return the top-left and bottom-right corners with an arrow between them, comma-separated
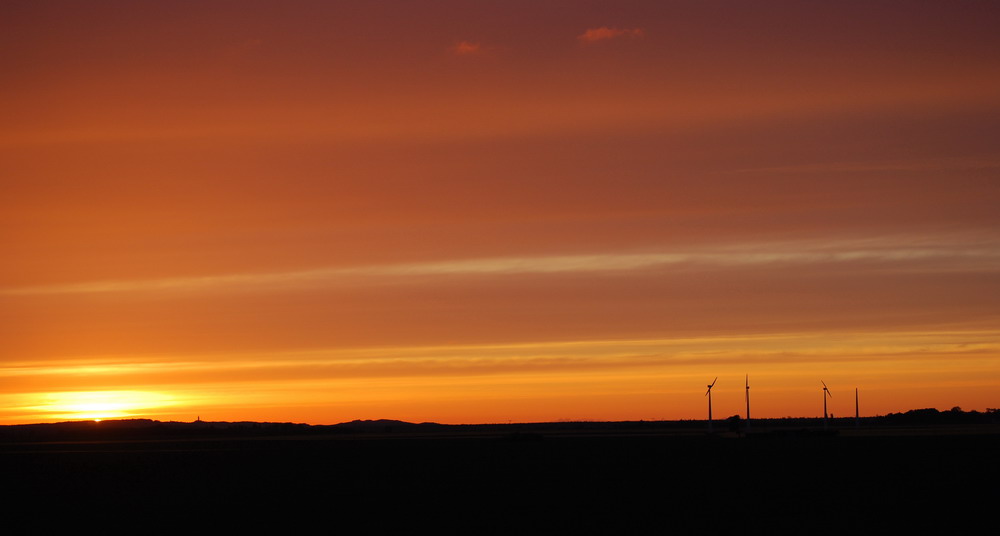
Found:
706,377 -> 717,432
822,380 -> 832,429
855,388 -> 860,428
745,374 -> 751,431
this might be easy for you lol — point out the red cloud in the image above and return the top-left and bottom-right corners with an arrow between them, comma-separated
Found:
452,41 -> 482,55
578,27 -> 644,44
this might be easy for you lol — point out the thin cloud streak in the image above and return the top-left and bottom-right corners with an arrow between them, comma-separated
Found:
4,329 -> 997,386
3,238 -> 997,296
578,27 -> 644,43
5,327 -> 997,367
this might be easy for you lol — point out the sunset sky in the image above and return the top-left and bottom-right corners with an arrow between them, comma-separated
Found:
2,1 -> 999,424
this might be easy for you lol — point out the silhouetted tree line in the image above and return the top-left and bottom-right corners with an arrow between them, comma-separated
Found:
882,407 -> 1000,425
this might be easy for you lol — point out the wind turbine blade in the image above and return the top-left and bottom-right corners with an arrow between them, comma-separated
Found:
710,377 -> 717,388
821,380 -> 828,390
705,389 -> 710,396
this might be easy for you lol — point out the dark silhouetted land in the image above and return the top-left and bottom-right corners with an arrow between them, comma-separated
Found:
3,409 -> 997,532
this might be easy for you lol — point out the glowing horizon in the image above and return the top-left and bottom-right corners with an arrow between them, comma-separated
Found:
3,328 -> 998,424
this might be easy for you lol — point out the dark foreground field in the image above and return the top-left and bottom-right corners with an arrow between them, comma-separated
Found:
4,424 -> 997,532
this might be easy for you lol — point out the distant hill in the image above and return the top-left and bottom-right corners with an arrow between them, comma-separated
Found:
0,417 -> 449,442
335,419 -> 423,427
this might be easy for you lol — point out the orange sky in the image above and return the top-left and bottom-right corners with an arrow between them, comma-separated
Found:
2,1 -> 999,424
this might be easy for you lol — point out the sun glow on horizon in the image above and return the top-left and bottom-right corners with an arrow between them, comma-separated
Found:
0,327 -> 997,425
24,391 -> 177,422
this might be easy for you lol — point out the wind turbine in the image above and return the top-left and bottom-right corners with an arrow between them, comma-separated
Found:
855,388 -> 860,428
745,374 -> 751,431
822,380 -> 832,428
706,377 -> 717,432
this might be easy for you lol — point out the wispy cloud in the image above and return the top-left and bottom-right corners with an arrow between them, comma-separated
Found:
578,27 -> 644,44
5,330 -> 997,384
3,238 -> 998,296
451,41 -> 481,55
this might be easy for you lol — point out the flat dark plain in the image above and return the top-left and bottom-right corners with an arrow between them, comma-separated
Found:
4,423 -> 996,533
